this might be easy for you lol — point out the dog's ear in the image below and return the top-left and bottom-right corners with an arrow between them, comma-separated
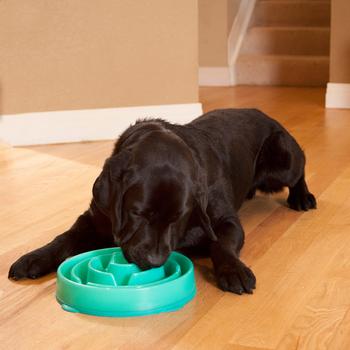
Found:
194,172 -> 218,241
92,150 -> 131,225
107,150 -> 132,182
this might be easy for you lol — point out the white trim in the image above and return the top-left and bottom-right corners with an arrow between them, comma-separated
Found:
228,0 -> 257,85
326,83 -> 350,109
0,103 -> 203,146
198,67 -> 231,86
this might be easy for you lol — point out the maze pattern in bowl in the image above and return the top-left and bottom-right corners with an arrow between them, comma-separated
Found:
56,247 -> 196,317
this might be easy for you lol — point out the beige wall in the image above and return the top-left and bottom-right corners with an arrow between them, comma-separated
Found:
199,0 -> 241,67
0,1 -> 198,115
330,0 -> 350,83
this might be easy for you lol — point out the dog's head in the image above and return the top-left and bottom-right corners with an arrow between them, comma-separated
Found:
92,129 -> 216,269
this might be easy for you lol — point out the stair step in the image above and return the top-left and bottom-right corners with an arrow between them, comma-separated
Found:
241,27 -> 330,56
236,54 -> 329,86
251,1 -> 331,27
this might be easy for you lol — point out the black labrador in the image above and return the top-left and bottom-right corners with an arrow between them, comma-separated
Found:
8,109 -> 316,294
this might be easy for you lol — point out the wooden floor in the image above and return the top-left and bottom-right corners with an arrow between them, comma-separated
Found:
1,87 -> 350,349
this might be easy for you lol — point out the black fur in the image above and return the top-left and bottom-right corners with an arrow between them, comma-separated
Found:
8,109 -> 316,294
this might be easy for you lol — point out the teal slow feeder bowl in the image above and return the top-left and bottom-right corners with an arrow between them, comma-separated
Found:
56,247 -> 196,317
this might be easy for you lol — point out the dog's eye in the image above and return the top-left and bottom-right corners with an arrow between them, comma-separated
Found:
169,211 -> 182,222
130,209 -> 155,220
130,209 -> 141,217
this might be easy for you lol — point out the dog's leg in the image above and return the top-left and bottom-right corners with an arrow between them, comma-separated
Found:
8,207 -> 113,280
211,216 -> 256,294
287,175 -> 316,211
254,131 -> 316,211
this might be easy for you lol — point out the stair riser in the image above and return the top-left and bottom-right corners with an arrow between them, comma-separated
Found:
236,56 -> 329,86
241,28 -> 330,56
252,2 -> 331,27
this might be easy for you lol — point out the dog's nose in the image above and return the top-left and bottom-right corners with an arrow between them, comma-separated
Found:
146,253 -> 168,267
113,235 -> 121,246
122,248 -> 169,270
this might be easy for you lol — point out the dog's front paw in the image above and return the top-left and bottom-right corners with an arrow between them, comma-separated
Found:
288,191 -> 317,211
8,252 -> 53,280
215,260 -> 256,295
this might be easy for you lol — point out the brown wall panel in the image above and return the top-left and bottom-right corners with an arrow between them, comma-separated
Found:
0,1 -> 198,115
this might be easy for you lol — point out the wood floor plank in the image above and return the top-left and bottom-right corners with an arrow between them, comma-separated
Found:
276,190 -> 350,350
28,140 -> 114,168
0,148 -> 99,255
328,307 -> 350,350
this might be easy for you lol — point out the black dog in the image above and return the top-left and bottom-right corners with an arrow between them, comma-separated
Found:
8,109 -> 316,294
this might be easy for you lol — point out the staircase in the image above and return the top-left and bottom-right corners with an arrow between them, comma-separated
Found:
235,0 -> 331,86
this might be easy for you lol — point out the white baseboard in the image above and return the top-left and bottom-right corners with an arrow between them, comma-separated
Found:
0,103 -> 203,146
198,67 -> 231,86
326,83 -> 350,109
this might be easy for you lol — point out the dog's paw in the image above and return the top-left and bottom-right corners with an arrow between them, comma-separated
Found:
246,188 -> 256,200
8,252 -> 52,280
215,260 -> 256,295
288,191 -> 317,211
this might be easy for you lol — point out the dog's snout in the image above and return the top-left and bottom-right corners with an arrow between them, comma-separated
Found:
123,248 -> 169,270
146,253 -> 168,267
113,235 -> 120,246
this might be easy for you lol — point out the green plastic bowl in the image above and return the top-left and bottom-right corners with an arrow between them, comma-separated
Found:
56,247 -> 196,317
